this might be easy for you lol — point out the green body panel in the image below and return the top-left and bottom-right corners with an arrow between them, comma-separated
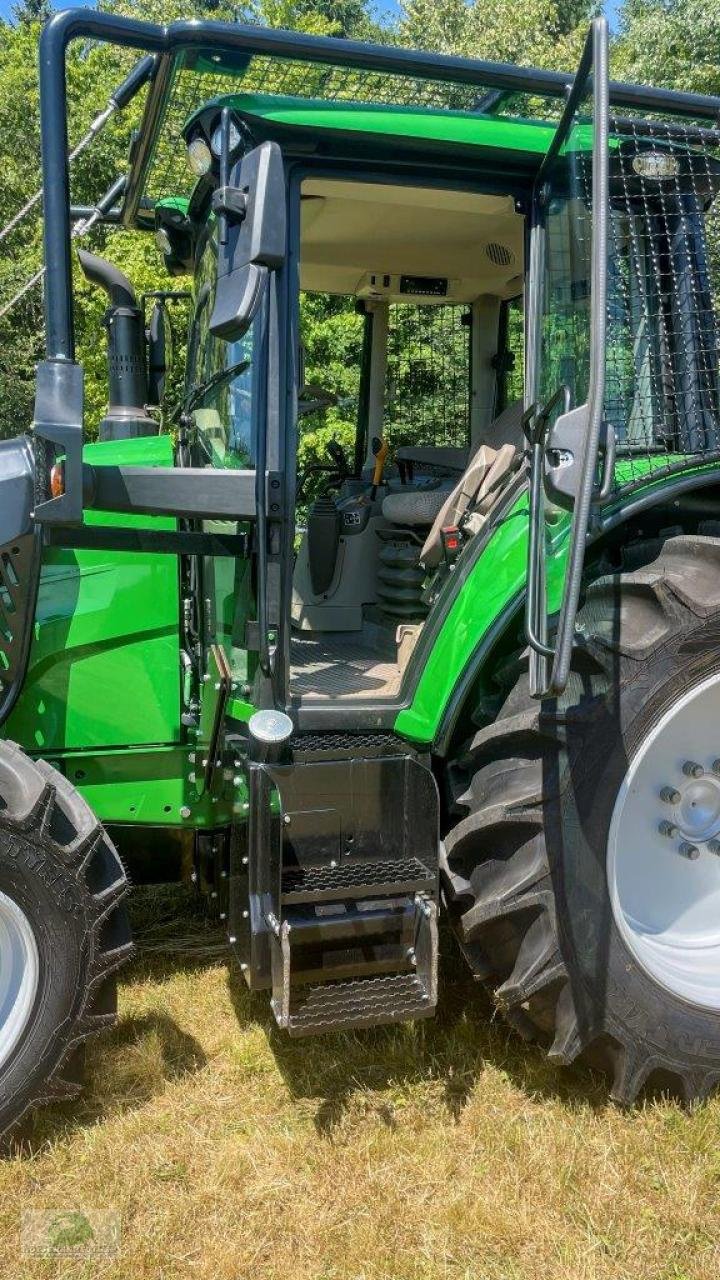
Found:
395,458 -> 720,745
189,92 -> 565,156
61,746 -> 240,828
6,434 -> 182,756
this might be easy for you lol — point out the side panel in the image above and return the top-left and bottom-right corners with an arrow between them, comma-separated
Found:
6,435 -> 181,752
395,460 -> 720,746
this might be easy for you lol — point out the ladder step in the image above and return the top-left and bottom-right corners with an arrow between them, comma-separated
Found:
281,972 -> 434,1037
281,857 -> 434,904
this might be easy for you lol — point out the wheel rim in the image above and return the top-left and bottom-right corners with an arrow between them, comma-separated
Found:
0,890 -> 39,1070
608,669 -> 720,1011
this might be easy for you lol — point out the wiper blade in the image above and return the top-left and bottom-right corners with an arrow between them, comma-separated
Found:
185,358 -> 250,414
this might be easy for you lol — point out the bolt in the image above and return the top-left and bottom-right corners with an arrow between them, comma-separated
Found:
679,841 -> 700,860
233,775 -> 242,787
211,891 -> 218,900
658,820 -> 678,838
708,839 -> 720,855
683,761 -> 704,778
330,860 -> 338,869
214,681 -> 221,692
180,806 -> 192,819
219,912 -> 227,922
188,772 -> 196,784
190,870 -> 197,883
242,856 -> 248,866
406,948 -> 416,965
713,760 -> 720,777
242,909 -> 249,919
283,814 -> 291,825
660,787 -> 681,804
203,673 -> 211,683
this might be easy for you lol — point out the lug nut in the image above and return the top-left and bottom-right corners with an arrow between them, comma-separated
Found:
683,761 -> 704,778
679,841 -> 700,860
708,839 -> 720,855
658,820 -> 678,838
660,787 -> 681,804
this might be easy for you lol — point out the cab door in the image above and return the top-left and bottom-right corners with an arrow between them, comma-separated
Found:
525,17 -> 610,697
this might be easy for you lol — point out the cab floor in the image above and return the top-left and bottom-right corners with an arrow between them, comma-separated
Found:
289,621 -> 403,701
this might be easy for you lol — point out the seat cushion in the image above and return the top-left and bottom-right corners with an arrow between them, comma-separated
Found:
382,482 -> 454,526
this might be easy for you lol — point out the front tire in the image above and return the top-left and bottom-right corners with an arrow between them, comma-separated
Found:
442,533 -> 720,1103
0,743 -> 132,1136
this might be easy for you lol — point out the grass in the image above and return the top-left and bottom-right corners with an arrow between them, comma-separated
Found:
1,886 -> 720,1280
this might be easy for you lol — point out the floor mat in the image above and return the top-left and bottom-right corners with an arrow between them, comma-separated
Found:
290,624 -> 402,701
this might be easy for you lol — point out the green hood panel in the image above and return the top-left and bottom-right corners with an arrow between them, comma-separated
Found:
6,434 -> 181,754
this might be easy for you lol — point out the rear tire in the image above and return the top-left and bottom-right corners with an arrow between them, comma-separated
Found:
0,742 -> 132,1136
442,533 -> 720,1103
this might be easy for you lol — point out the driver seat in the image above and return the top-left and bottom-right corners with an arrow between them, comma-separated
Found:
381,400 -> 524,564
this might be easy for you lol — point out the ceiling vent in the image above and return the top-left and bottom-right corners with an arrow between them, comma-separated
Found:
485,241 -> 514,268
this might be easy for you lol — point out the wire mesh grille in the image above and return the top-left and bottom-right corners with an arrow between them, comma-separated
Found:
143,50 -> 561,207
537,111 -> 720,496
385,303 -> 470,450
606,119 -> 720,490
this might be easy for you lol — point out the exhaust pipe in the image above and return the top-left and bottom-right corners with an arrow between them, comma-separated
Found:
77,249 -> 157,441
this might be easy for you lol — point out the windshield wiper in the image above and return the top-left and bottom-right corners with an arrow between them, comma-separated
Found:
184,358 -> 250,414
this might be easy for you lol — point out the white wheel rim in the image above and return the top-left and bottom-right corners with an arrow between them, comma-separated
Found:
608,669 -> 720,1011
0,889 -> 39,1070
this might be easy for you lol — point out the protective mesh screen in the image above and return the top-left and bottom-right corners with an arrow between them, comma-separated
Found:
605,119 -> 720,492
537,115 -> 720,496
142,50 -> 560,206
385,303 -> 470,450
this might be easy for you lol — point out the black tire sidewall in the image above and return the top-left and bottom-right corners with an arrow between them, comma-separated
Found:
548,613 -> 720,1066
0,826 -> 93,1122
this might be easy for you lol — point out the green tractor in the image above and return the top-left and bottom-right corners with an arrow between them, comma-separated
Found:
2,7 -> 720,1133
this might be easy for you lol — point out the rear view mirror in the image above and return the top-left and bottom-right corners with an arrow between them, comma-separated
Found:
147,301 -> 172,406
209,140 -> 286,342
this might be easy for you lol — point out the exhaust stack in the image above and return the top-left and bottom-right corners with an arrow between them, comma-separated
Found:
77,249 -> 157,441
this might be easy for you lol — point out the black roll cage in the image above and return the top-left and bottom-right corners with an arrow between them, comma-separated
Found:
40,7 -> 720,364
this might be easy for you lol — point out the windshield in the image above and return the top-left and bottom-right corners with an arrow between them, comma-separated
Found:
188,228 -> 260,468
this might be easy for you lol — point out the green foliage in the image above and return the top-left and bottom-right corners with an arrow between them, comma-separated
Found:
0,0 -> 713,448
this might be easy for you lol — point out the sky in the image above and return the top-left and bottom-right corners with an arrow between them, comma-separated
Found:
0,0 -> 625,30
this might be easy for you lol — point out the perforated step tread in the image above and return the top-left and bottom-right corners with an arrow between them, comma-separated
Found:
283,972 -> 434,1036
281,857 -> 435,903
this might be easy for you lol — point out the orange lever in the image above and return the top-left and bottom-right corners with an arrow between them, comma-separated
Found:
371,437 -> 389,492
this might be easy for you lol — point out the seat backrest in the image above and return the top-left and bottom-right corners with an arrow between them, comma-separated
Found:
419,440 -> 518,568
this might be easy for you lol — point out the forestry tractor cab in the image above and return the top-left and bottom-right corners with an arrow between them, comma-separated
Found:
2,7 -> 720,1133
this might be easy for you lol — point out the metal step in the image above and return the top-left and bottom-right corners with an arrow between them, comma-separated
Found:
278,972 -> 435,1037
281,857 -> 434,904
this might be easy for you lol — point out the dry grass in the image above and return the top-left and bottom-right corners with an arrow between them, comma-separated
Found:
1,886 -> 719,1280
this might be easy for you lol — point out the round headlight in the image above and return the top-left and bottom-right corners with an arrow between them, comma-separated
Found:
632,151 -> 680,181
187,135 -> 212,177
210,116 -> 242,159
155,226 -> 173,256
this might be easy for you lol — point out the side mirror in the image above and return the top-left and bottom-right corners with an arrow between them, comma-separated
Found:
147,301 -> 172,406
209,140 -> 286,342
